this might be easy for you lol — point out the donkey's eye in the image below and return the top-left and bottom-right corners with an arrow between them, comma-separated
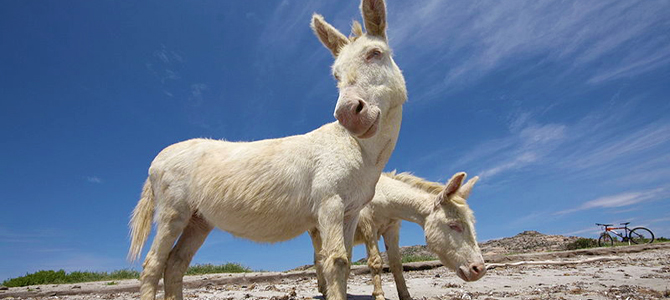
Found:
449,222 -> 463,233
366,49 -> 382,61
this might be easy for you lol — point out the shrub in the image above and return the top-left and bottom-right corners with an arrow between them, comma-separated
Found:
565,238 -> 598,250
2,263 -> 249,287
185,263 -> 251,275
401,254 -> 436,263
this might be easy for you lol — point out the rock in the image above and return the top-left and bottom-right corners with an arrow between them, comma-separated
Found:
265,285 -> 280,292
0,286 -> 7,290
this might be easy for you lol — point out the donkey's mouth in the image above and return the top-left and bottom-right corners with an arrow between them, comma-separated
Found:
456,267 -> 470,281
357,111 -> 380,139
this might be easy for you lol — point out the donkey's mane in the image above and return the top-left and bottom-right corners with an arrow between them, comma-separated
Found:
383,170 -> 444,195
349,21 -> 363,42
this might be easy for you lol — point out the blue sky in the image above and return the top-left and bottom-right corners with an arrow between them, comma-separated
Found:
1,0 -> 669,281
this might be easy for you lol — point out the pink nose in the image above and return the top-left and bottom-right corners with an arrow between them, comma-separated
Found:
335,98 -> 377,138
469,262 -> 486,280
335,99 -> 366,121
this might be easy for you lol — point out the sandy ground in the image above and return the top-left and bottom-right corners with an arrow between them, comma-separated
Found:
2,244 -> 669,300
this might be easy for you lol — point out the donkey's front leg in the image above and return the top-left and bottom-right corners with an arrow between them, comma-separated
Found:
308,228 -> 327,296
318,196 -> 349,300
383,223 -> 412,300
342,212 -> 360,283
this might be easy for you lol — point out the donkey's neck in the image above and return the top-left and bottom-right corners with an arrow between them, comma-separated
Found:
356,104 -> 403,170
377,176 -> 435,227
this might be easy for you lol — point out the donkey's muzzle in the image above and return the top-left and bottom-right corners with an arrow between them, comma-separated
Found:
334,98 -> 380,139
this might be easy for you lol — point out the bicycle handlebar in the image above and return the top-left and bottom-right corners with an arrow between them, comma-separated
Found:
596,223 -> 613,227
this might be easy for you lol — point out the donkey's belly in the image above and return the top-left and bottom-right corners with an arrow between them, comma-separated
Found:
199,201 -> 317,243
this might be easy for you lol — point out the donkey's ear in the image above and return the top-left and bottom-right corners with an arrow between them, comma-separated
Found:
458,176 -> 479,199
435,172 -> 466,208
311,14 -> 349,57
360,0 -> 387,39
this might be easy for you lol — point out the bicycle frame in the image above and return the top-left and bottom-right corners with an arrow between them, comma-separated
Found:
598,223 -> 632,244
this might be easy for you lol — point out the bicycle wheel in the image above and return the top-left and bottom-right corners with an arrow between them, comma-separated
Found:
629,227 -> 655,244
598,233 -> 614,247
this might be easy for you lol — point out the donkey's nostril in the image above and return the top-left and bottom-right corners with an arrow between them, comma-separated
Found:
355,100 -> 365,114
470,263 -> 485,277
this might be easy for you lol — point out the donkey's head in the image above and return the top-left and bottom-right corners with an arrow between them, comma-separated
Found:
424,172 -> 485,282
311,0 -> 407,139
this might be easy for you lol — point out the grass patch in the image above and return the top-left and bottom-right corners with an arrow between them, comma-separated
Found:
565,238 -> 598,250
3,263 -> 252,287
401,254 -> 436,263
2,269 -> 140,287
185,263 -> 251,275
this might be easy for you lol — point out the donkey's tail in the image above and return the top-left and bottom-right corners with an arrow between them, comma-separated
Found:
128,178 -> 155,262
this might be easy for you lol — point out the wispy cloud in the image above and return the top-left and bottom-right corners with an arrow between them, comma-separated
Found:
565,123 -> 670,170
188,83 -> 207,107
452,95 -> 670,182
456,114 -> 567,179
560,226 -> 600,237
146,45 -> 183,84
86,176 -> 102,184
386,0 -> 670,96
555,187 -> 669,215
0,228 -> 64,244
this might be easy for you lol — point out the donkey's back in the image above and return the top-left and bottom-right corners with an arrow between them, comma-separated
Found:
145,125 -> 368,242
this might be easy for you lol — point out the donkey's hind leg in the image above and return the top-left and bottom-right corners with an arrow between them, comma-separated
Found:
140,205 -> 191,300
164,213 -> 213,300
308,228 -> 327,296
382,222 -> 411,300
362,230 -> 384,300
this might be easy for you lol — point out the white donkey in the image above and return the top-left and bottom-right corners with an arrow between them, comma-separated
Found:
309,172 -> 485,300
128,1 -> 406,300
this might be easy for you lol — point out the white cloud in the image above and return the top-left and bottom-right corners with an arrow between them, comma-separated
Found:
188,83 -> 207,107
386,0 -> 670,95
472,122 -> 567,179
86,176 -> 102,184
560,226 -> 601,237
565,122 -> 670,171
556,187 -> 669,215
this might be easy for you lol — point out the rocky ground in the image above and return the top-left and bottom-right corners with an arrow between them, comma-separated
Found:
2,234 -> 669,300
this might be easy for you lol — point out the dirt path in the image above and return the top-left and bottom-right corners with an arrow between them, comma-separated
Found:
2,243 -> 669,300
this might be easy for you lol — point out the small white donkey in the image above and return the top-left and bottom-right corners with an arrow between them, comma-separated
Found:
128,0 -> 406,300
309,172 -> 485,300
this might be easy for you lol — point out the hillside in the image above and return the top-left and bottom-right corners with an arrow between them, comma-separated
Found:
356,230 -> 581,264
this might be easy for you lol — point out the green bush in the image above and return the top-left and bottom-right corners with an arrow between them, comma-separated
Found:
2,269 -> 139,287
2,263 -> 251,287
401,254 -> 436,263
185,263 -> 252,275
565,238 -> 598,250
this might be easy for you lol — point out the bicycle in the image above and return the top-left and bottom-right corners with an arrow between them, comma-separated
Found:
596,222 -> 655,247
